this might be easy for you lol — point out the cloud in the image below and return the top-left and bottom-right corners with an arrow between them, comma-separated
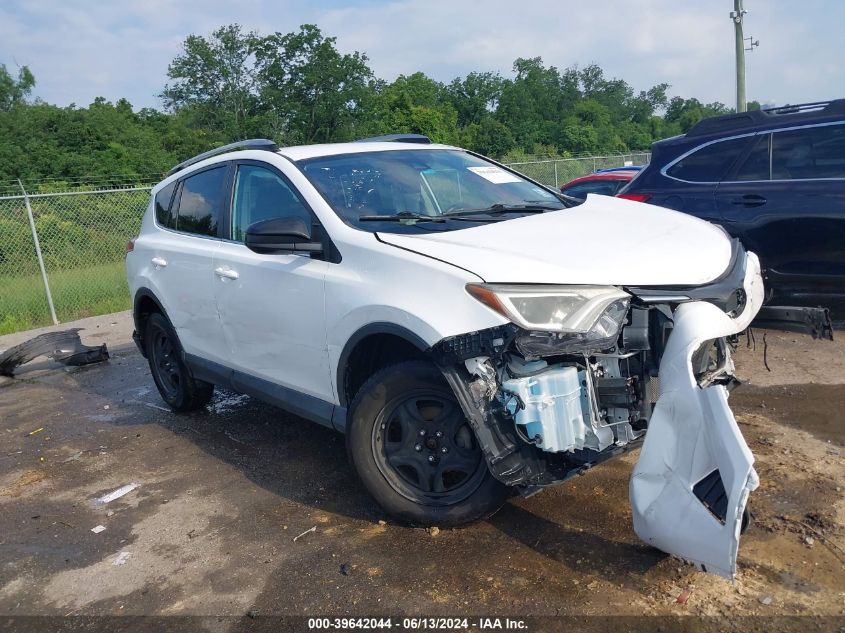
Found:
0,0 -> 841,110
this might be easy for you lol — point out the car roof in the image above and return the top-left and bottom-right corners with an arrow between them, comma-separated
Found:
685,98 -> 845,138
277,141 -> 458,161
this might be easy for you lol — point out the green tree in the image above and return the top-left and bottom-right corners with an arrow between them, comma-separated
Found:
161,24 -> 260,139
664,97 -> 731,133
254,24 -> 374,144
0,63 -> 35,111
446,72 -> 504,127
363,73 -> 460,143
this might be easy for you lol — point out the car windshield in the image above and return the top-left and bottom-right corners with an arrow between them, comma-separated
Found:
297,149 -> 568,233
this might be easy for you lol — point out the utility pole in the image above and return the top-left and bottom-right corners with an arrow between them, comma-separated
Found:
731,0 -> 747,112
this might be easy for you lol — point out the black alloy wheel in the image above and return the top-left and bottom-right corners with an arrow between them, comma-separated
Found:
373,392 -> 485,504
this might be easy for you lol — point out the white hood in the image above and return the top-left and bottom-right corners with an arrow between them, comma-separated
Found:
377,194 -> 733,286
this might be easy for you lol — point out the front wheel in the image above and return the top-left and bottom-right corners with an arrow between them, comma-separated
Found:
145,312 -> 214,412
347,360 -> 508,526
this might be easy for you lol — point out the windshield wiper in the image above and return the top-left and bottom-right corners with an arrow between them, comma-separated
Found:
358,211 -> 446,223
440,203 -> 562,217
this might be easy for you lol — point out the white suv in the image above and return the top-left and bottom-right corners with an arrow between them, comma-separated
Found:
127,135 -> 765,579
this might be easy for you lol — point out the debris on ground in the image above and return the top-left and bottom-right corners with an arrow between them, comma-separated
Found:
247,608 -> 259,619
378,520 -> 387,526
804,535 -> 815,546
27,427 -> 44,436
113,551 -> 131,566
427,526 -> 441,537
758,595 -> 773,606
0,329 -> 109,377
293,526 -> 316,542
95,482 -> 140,505
340,563 -> 351,576
675,585 -> 694,604
90,525 -> 106,534
63,451 -> 83,462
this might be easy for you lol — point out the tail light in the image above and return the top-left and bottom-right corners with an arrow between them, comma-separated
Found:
126,237 -> 136,254
617,192 -> 652,203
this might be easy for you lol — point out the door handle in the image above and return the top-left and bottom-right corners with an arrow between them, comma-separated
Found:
214,266 -> 239,280
151,257 -> 167,268
731,194 -> 767,207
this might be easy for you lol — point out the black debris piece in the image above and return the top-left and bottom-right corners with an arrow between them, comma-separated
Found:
0,328 -> 109,377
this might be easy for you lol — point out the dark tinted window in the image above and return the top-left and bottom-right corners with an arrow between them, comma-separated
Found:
154,181 -> 176,228
561,180 -> 622,199
734,134 -> 770,181
173,166 -> 227,237
667,137 -> 748,182
771,124 -> 845,180
231,165 -> 312,242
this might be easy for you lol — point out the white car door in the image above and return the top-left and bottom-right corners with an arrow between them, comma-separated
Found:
630,255 -> 764,579
149,164 -> 228,364
212,161 -> 333,413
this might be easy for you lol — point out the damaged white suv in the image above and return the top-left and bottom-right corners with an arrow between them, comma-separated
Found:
127,135 -> 765,579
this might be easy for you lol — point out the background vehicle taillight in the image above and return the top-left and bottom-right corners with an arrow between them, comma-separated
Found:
126,237 -> 136,254
616,193 -> 652,203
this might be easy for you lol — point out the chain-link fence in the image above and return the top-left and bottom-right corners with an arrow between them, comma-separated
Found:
0,152 -> 651,336
0,186 -> 151,335
506,152 -> 651,187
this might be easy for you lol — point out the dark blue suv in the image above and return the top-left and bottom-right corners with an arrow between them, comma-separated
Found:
619,99 -> 845,318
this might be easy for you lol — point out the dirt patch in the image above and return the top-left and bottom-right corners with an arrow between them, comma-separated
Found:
732,384 -> 845,446
1,470 -> 47,498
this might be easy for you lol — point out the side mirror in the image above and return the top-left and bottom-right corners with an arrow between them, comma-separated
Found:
244,217 -> 323,255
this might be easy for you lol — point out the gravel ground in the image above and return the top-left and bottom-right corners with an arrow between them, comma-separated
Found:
0,312 -> 843,629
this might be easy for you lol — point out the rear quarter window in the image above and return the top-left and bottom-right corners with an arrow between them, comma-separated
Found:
154,181 -> 177,229
667,136 -> 749,182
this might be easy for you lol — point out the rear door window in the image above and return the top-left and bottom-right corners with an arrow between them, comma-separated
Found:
172,166 -> 228,237
771,124 -> 845,180
667,137 -> 749,182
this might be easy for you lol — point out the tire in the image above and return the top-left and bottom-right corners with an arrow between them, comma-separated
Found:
144,312 -> 214,412
347,360 -> 508,526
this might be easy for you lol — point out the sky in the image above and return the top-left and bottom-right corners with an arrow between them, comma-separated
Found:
0,0 -> 842,111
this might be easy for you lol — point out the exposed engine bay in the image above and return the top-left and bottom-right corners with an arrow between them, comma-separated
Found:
435,304 -> 675,489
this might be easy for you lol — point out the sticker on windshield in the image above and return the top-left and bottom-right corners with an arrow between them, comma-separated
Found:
467,166 -> 522,184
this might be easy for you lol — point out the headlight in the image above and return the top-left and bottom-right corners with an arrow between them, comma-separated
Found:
466,283 -> 630,333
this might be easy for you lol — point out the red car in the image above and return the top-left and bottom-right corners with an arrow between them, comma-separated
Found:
559,166 -> 641,199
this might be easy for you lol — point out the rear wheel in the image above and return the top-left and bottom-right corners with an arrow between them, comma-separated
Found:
347,360 -> 508,526
145,312 -> 213,412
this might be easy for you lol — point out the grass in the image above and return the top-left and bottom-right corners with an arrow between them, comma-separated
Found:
0,261 -> 130,335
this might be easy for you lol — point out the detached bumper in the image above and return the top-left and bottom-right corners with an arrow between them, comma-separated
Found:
630,252 -> 765,579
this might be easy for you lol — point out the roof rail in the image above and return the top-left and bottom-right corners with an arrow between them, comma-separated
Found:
686,98 -> 845,137
763,99 -> 845,115
354,133 -> 432,144
166,139 -> 279,177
